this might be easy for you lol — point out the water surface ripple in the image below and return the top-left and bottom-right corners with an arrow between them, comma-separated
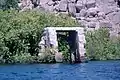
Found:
0,61 -> 120,80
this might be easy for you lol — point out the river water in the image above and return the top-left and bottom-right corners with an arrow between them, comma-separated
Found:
0,61 -> 120,80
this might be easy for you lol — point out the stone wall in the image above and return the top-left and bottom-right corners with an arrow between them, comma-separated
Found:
38,27 -> 86,62
19,0 -> 120,36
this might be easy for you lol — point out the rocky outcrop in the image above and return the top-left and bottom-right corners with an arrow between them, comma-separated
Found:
19,0 -> 120,36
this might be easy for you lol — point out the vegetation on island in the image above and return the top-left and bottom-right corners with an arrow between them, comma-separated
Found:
0,0 -> 18,10
0,0 -> 120,64
86,29 -> 120,61
0,10 -> 78,64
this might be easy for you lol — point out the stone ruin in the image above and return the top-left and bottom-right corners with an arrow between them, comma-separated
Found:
18,0 -> 120,62
19,0 -> 120,37
38,27 -> 86,63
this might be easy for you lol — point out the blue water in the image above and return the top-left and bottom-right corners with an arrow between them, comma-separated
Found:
0,61 -> 120,80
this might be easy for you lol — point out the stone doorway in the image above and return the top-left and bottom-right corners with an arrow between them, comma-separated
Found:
39,27 -> 86,63
57,30 -> 79,63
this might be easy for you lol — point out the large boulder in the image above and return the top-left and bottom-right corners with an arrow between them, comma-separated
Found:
68,3 -> 76,16
111,12 -> 120,25
55,52 -> 63,63
87,22 -> 97,28
78,20 -> 88,26
76,0 -> 85,12
106,11 -> 120,25
58,0 -> 68,12
39,0 -> 50,5
80,9 -> 87,17
19,0 -> 34,11
98,12 -> 106,19
86,0 -> 96,8
99,21 -> 112,28
99,5 -> 118,15
86,7 -> 99,17
40,4 -> 54,11
47,0 -> 55,6
68,0 -> 76,3
96,0 -> 116,6
75,9 -> 87,19
19,0 -> 120,35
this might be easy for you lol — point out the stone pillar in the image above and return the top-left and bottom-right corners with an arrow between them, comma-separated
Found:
47,28 -> 58,48
76,28 -> 86,62
47,28 -> 63,62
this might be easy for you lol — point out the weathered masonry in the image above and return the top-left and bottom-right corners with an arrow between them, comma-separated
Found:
39,27 -> 86,63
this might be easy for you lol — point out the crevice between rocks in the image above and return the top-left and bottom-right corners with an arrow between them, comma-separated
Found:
117,0 -> 120,7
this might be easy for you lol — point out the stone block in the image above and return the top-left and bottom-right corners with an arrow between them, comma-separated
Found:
76,17 -> 86,20
80,9 -> 87,17
77,29 -> 85,34
68,3 -> 76,16
54,4 -> 60,11
68,0 -> 76,3
75,13 -> 81,19
99,21 -> 112,28
106,11 -> 120,25
78,42 -> 85,48
77,35 -> 86,43
99,5 -> 117,14
78,48 -> 86,56
108,0 -> 117,6
87,22 -> 96,28
47,0 -> 55,6
85,18 -> 98,22
98,12 -> 106,19
82,0 -> 87,4
58,0 -> 68,11
76,1 -> 85,12
86,7 -> 99,17
86,0 -> 96,8
41,4 -> 54,11
75,11 -> 87,19
55,52 -> 63,62
78,20 -> 88,26
86,28 -> 95,31
40,0 -> 50,5
111,12 -> 120,25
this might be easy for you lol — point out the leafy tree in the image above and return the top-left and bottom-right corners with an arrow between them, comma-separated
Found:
86,28 -> 120,60
0,0 -> 18,10
0,10 -> 78,64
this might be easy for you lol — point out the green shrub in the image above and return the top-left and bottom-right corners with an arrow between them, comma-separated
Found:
0,10 -> 78,64
86,28 -> 120,60
0,0 -> 18,10
57,32 -> 70,62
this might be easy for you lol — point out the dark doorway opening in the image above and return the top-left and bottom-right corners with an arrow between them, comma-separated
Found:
57,30 -> 79,63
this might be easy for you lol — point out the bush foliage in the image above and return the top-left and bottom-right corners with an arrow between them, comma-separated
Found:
0,9 -> 120,64
86,28 -> 120,60
57,32 -> 70,62
0,10 -> 78,64
0,0 -> 18,10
